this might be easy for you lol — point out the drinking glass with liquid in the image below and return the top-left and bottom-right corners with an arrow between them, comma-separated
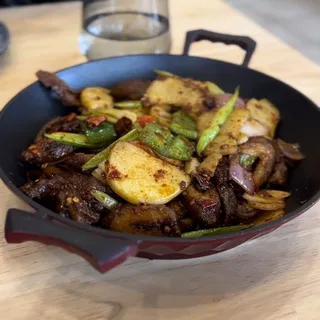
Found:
79,0 -> 171,60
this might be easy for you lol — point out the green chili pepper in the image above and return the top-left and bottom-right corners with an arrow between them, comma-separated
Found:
84,122 -> 117,146
138,123 -> 194,161
82,129 -> 139,171
181,224 -> 253,238
154,69 -> 175,77
76,115 -> 88,121
206,81 -> 225,95
45,132 -> 96,148
196,87 -> 239,155
240,154 -> 257,169
170,111 -> 198,140
114,100 -> 142,109
91,190 -> 119,210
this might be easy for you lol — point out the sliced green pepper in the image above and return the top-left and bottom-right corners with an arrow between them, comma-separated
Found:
206,81 -> 225,95
82,129 -> 139,171
154,69 -> 175,77
170,111 -> 198,140
45,132 -> 96,148
91,190 -> 119,210
138,123 -> 194,161
196,87 -> 239,155
84,122 -> 117,146
181,224 -> 253,238
114,100 -> 142,109
240,154 -> 257,169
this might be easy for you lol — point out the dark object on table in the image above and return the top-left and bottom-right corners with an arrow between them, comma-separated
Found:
0,22 -> 9,55
1,29 -> 319,273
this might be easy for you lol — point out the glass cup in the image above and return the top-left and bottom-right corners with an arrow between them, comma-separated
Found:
79,0 -> 171,60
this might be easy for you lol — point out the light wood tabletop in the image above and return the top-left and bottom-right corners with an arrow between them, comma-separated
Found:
0,1 -> 320,319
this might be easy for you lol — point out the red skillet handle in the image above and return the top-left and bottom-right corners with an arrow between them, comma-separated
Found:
5,209 -> 139,273
183,29 -> 256,67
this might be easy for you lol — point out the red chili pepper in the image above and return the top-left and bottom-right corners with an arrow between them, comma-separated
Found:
66,112 -> 77,121
137,115 -> 156,128
86,116 -> 107,127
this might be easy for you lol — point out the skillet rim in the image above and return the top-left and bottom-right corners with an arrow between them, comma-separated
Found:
1,53 -> 320,243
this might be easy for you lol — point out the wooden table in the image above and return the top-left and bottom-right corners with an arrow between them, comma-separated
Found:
0,1 -> 320,319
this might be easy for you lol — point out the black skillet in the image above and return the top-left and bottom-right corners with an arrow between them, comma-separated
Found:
1,30 -> 320,273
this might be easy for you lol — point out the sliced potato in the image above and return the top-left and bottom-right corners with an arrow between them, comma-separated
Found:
185,157 -> 200,175
106,142 -> 190,205
244,98 -> 280,139
204,108 -> 249,156
94,108 -> 137,123
143,77 -> 215,116
243,192 -> 283,204
150,105 -> 172,128
197,110 -> 216,134
80,87 -> 113,110
237,133 -> 249,144
253,209 -> 285,226
264,190 -> 291,199
198,153 -> 222,178
248,201 -> 285,211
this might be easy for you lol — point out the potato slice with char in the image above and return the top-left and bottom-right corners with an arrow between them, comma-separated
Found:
143,77 -> 215,116
106,142 -> 190,205
80,87 -> 113,110
202,108 -> 249,156
243,98 -> 280,139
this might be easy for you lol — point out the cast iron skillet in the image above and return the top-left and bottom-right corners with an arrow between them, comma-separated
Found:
1,30 -> 320,273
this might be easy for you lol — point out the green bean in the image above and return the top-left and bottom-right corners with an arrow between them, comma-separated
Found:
181,224 -> 253,238
196,87 -> 239,155
154,69 -> 176,77
114,100 -> 142,109
45,133 -> 95,148
206,81 -> 225,95
91,190 -> 118,210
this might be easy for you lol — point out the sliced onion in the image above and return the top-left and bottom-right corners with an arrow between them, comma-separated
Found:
264,190 -> 291,199
229,155 -> 255,193
215,93 -> 245,108
241,119 -> 269,138
249,201 -> 285,211
243,192 -> 283,204
277,139 -> 305,161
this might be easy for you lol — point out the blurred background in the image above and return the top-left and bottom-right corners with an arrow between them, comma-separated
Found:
2,0 -> 318,65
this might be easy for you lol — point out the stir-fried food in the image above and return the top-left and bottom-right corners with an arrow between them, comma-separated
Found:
21,70 -> 305,238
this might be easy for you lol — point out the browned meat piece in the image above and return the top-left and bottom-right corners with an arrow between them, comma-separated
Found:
268,160 -> 288,186
213,156 -> 230,186
110,79 -> 151,101
103,204 -> 180,236
191,173 -> 212,192
239,137 -> 276,190
21,173 -> 107,224
35,114 -> 81,142
167,198 -> 187,220
183,185 -> 221,227
216,183 -> 238,225
178,218 -> 195,232
60,153 -> 95,171
36,70 -> 81,106
114,117 -> 133,137
22,138 -> 75,166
